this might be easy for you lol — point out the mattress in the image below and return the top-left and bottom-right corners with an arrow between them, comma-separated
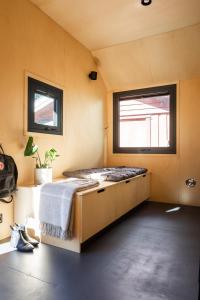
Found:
63,166 -> 147,182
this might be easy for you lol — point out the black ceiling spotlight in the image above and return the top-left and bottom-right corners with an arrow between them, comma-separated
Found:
89,71 -> 97,80
141,0 -> 152,6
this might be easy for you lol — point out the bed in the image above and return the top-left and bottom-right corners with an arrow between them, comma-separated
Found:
15,167 -> 150,253
40,167 -> 150,252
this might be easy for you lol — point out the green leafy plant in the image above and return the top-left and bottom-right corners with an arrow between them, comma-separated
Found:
24,137 -> 59,168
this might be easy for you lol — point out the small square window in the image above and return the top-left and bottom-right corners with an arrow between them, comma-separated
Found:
113,85 -> 176,154
28,77 -> 63,135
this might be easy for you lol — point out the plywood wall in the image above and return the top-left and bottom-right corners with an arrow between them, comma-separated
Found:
0,0 -> 106,239
93,25 -> 200,207
0,0 -> 106,184
106,79 -> 200,207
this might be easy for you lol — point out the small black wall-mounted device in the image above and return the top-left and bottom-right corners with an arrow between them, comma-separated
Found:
141,0 -> 152,6
89,71 -> 97,80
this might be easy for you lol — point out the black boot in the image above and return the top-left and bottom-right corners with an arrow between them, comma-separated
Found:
15,224 -> 39,247
10,225 -> 20,248
16,230 -> 34,252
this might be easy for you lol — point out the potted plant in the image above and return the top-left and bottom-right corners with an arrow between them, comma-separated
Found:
24,136 -> 59,185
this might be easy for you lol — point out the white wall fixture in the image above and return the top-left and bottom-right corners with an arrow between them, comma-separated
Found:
185,178 -> 197,188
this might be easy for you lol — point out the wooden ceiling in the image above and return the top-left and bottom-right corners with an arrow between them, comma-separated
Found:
31,0 -> 200,50
92,24 -> 200,90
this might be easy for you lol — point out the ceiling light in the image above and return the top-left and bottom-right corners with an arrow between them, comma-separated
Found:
141,0 -> 152,6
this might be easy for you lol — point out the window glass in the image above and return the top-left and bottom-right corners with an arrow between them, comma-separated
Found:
120,95 -> 170,147
34,93 -> 57,126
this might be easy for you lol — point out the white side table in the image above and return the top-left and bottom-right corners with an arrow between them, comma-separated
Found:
14,185 -> 41,225
14,178 -> 66,224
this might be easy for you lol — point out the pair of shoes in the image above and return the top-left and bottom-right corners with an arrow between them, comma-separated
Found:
16,229 -> 34,252
10,224 -> 39,253
15,224 -> 39,247
10,225 -> 33,252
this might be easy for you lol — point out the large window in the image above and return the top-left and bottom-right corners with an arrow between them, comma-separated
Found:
113,84 -> 176,154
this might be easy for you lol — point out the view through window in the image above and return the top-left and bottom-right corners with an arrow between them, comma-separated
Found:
34,93 -> 57,126
120,95 -> 170,147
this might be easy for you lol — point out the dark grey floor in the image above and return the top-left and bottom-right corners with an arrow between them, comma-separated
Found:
0,201 -> 199,300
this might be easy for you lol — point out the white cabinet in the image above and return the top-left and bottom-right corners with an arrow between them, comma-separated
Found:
14,173 -> 150,252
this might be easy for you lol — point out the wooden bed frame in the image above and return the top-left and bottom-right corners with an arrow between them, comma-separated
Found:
15,173 -> 150,253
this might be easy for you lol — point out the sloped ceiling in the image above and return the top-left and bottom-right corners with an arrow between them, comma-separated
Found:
31,0 -> 200,50
93,24 -> 200,90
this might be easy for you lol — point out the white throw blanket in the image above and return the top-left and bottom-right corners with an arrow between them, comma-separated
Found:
39,178 -> 99,239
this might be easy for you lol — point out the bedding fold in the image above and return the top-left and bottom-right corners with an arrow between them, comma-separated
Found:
63,166 -> 147,182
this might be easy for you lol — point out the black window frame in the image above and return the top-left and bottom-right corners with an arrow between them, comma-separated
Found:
28,77 -> 63,135
113,84 -> 176,154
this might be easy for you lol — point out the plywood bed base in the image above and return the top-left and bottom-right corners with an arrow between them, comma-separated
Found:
41,172 -> 150,253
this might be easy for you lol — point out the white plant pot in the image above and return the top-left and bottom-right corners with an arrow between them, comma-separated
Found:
34,168 -> 53,185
